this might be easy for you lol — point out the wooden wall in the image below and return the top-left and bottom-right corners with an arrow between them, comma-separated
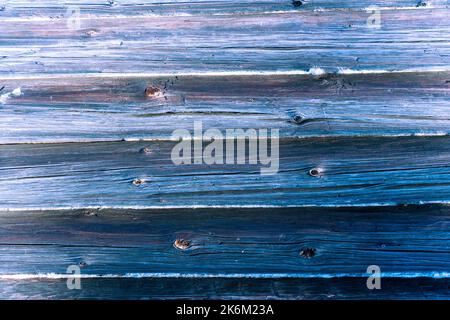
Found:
0,0 -> 449,299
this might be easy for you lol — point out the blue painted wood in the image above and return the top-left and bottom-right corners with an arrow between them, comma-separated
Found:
3,0 -> 448,16
0,0 -> 449,299
0,206 -> 449,299
2,277 -> 449,300
2,137 -> 450,208
0,72 -> 449,143
0,4 -> 449,74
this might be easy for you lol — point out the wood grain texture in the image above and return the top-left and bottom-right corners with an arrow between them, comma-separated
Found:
0,206 -> 449,299
1,0 -> 450,299
1,4 -> 449,74
1,72 -> 450,143
3,0 -> 449,16
2,278 -> 449,300
2,137 -> 450,208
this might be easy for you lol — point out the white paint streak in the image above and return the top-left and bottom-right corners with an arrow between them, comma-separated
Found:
3,200 -> 450,212
308,67 -> 326,76
0,66 -> 449,81
0,87 -> 22,104
11,87 -> 22,96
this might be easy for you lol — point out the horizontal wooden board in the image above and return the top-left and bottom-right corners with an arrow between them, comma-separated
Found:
1,6 -> 449,74
2,277 -> 449,300
2,137 -> 450,208
0,205 -> 449,299
2,0 -> 448,17
1,72 -> 449,143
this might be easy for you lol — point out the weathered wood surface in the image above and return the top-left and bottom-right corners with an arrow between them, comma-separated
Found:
1,72 -> 450,143
2,137 -> 450,208
3,278 -> 450,300
3,0 -> 449,16
1,0 -> 450,299
0,206 -> 449,299
0,2 -> 449,74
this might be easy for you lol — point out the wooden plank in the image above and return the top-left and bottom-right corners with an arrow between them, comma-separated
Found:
2,277 -> 449,300
1,206 -> 449,276
2,0 -> 448,17
1,7 -> 449,74
0,72 -> 449,143
2,137 -> 450,208
0,205 -> 449,299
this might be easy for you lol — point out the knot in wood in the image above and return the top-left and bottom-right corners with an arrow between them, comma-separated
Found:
78,261 -> 87,268
145,86 -> 162,98
85,29 -> 99,37
139,147 -> 152,155
174,239 -> 190,250
132,178 -> 146,186
292,115 -> 304,124
309,168 -> 321,177
300,248 -> 316,258
83,210 -> 98,217
416,1 -> 427,7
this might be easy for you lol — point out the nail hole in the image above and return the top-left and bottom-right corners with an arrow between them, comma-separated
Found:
309,168 -> 321,177
83,209 -> 98,217
132,178 -> 146,186
292,115 -> 304,124
416,1 -> 426,7
139,147 -> 152,155
292,0 -> 303,7
174,239 -> 190,250
300,248 -> 316,258
85,29 -> 99,37
78,261 -> 87,268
